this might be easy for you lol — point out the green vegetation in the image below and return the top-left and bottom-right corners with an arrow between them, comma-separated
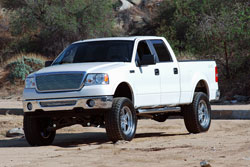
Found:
156,0 -> 249,76
0,0 -> 249,97
0,0 -> 25,10
155,0 -> 250,97
6,55 -> 44,82
1,0 -> 114,58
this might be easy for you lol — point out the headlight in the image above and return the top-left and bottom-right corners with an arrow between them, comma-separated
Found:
25,77 -> 36,89
85,73 -> 109,86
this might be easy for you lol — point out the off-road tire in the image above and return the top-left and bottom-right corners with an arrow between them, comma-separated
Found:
105,97 -> 137,142
182,92 -> 211,133
23,114 -> 56,146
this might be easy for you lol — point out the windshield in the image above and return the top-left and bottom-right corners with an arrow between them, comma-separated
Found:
53,40 -> 134,65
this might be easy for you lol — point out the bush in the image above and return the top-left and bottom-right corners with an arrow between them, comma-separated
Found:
155,0 -> 250,79
0,0 -> 25,10
6,54 -> 45,82
9,0 -> 115,57
154,0 -> 250,97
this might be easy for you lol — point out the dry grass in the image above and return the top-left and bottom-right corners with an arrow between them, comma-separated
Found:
0,53 -> 48,97
3,52 -> 48,66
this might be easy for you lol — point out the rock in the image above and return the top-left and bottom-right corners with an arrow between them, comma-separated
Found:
200,161 -> 211,167
132,15 -> 146,29
128,0 -> 142,5
114,140 -> 129,145
242,157 -> 250,161
200,160 -> 211,167
119,0 -> 134,11
3,95 -> 14,100
6,128 -> 24,137
211,147 -> 216,151
133,15 -> 143,22
233,95 -> 249,102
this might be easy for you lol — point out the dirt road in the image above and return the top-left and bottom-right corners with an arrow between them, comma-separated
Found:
0,114 -> 250,167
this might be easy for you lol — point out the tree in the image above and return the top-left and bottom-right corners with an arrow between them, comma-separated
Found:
156,0 -> 250,79
188,1 -> 249,79
9,0 -> 115,56
0,0 -> 26,10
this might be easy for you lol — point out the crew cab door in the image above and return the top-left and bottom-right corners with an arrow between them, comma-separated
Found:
149,39 -> 181,105
133,40 -> 161,107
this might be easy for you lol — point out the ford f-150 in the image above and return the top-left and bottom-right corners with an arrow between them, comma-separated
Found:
23,36 -> 220,146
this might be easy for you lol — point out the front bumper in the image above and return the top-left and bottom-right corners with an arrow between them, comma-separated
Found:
23,96 -> 113,112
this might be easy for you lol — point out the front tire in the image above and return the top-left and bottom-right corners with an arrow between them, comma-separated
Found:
182,92 -> 211,133
105,97 -> 137,142
23,114 -> 56,146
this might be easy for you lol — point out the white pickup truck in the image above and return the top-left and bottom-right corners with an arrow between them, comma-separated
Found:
23,36 -> 219,146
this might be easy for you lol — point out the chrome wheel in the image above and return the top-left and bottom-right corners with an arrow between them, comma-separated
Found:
198,100 -> 210,128
120,106 -> 135,135
105,97 -> 137,142
183,92 -> 211,133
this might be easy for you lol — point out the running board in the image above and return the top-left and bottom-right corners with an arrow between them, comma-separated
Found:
137,107 -> 181,115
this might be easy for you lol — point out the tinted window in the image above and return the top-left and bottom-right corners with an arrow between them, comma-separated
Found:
136,41 -> 151,60
53,41 -> 134,64
151,40 -> 172,62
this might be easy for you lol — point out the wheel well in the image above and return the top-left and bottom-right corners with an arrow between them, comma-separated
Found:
194,80 -> 209,97
114,82 -> 133,102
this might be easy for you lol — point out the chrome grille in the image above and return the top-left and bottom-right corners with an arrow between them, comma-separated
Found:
36,72 -> 85,92
40,100 -> 77,107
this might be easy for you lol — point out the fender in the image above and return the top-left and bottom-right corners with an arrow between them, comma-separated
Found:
112,80 -> 135,104
190,72 -> 210,102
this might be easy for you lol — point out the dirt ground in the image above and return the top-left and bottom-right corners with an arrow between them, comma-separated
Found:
0,114 -> 250,167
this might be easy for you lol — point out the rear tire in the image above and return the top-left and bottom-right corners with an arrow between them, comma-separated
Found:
105,97 -> 137,142
182,92 -> 211,133
23,114 -> 56,146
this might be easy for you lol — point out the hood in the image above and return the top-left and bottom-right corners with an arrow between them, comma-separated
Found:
33,62 -> 127,75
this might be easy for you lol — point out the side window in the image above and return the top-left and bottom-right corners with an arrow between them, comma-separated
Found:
136,40 -> 151,61
151,40 -> 172,62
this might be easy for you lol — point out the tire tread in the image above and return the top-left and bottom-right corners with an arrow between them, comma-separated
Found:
183,92 -> 211,133
105,97 -> 137,142
23,114 -> 55,146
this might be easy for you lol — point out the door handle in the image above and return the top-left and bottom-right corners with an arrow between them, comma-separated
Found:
155,69 -> 160,75
173,68 -> 178,74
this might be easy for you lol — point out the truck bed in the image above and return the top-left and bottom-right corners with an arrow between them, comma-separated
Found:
178,60 -> 218,103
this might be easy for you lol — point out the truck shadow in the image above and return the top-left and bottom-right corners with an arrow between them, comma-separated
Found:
0,132 -> 190,148
0,132 -> 109,148
135,132 -> 190,138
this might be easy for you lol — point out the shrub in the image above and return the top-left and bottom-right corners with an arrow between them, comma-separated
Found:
0,0 -> 25,10
6,54 -> 45,82
9,0 -> 115,57
155,0 -> 249,79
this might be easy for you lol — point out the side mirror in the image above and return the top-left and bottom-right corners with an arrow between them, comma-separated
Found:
45,61 -> 53,67
139,54 -> 156,66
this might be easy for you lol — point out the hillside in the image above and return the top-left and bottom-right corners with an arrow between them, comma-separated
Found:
0,0 -> 249,102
